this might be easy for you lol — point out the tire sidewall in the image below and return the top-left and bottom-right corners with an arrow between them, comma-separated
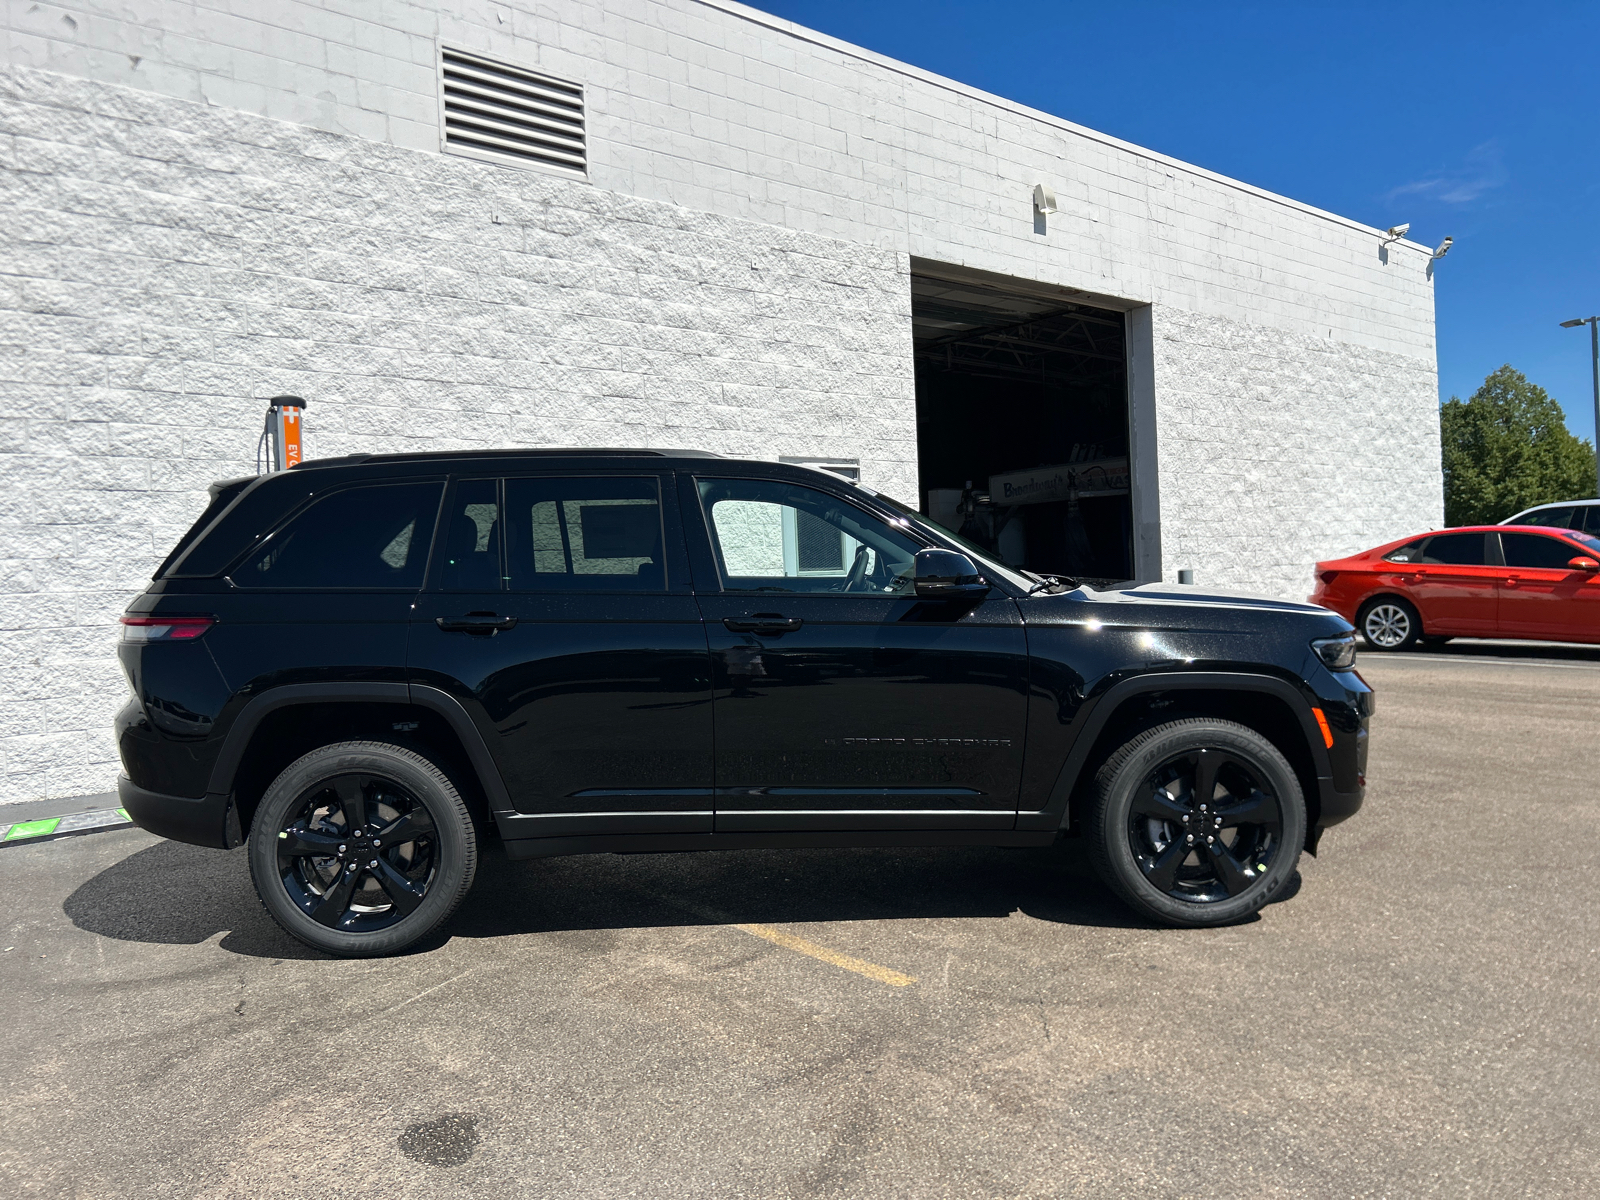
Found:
1091,720 -> 1306,927
1357,596 -> 1420,651
248,742 -> 475,957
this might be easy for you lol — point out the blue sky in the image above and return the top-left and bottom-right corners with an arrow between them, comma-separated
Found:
750,1 -> 1600,443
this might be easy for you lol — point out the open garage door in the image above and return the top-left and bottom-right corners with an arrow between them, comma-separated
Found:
912,265 -> 1134,584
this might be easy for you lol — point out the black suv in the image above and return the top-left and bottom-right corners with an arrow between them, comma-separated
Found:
117,450 -> 1371,956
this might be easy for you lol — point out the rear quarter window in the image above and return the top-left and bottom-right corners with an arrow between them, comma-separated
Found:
233,482 -> 443,590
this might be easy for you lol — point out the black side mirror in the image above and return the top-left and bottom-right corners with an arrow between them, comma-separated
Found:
914,549 -> 991,601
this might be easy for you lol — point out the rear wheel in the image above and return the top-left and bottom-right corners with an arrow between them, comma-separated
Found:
248,741 -> 477,957
1357,596 -> 1421,651
1087,719 -> 1305,927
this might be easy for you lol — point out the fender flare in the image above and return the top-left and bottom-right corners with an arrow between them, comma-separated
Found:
204,682 -> 513,813
1022,671 -> 1333,831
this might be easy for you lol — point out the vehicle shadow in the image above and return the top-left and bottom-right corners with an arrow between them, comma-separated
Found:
64,836 -> 1293,959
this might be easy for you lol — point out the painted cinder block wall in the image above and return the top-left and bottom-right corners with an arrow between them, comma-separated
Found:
0,0 -> 1441,803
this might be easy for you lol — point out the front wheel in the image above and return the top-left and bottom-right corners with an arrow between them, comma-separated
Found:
1087,719 -> 1306,927
1357,596 -> 1421,651
248,741 -> 478,957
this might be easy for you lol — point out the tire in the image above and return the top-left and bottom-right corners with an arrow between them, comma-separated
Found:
248,741 -> 478,957
1087,719 -> 1306,927
1357,596 -> 1421,651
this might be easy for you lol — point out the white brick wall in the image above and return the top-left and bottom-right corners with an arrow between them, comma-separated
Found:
0,65 -> 918,804
0,0 -> 1443,803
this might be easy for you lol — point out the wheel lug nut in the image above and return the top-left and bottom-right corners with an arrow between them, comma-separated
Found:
373,839 -> 381,847
1186,834 -> 1194,843
369,859 -> 378,868
1206,835 -> 1214,843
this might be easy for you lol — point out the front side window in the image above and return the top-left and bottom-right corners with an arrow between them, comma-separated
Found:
1418,533 -> 1487,566
697,477 -> 920,594
505,476 -> 665,591
236,482 -> 442,589
1502,533 -> 1591,569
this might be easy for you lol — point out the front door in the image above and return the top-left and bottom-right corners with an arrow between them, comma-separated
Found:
1496,531 -> 1600,641
686,474 -> 1029,833
1407,531 -> 1500,636
409,472 -> 714,837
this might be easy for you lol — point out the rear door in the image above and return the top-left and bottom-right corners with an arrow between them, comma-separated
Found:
686,473 -> 1029,833
409,471 -> 714,836
1496,531 -> 1600,641
1407,531 -> 1499,635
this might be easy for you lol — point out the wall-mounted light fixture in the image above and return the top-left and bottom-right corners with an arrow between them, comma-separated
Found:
1033,184 -> 1058,216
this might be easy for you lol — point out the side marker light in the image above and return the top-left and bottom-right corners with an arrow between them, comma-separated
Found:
1311,707 -> 1335,749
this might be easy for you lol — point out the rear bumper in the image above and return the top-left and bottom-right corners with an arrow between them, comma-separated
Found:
118,776 -> 241,850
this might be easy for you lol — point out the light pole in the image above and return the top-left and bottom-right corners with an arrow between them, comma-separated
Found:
1561,316 -> 1600,498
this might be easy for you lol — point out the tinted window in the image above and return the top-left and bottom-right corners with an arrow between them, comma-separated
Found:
1503,533 -> 1587,570
1383,540 -> 1428,563
439,478 -> 503,592
505,476 -> 665,591
1584,507 -> 1600,536
697,477 -> 920,594
1419,533 -> 1487,566
1510,507 -> 1574,529
236,482 -> 441,589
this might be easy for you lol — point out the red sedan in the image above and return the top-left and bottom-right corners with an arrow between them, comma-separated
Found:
1310,525 -> 1600,650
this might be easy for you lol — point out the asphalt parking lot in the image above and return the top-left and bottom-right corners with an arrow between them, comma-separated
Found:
3,643 -> 1598,1199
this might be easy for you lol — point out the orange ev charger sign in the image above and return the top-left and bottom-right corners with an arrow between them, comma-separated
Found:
275,405 -> 304,469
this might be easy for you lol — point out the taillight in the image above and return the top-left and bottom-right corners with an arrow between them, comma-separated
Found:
119,616 -> 215,642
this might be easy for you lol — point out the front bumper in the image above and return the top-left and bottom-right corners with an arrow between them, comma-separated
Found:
118,776 -> 242,850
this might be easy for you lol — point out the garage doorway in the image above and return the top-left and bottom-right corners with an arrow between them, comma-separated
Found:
912,266 -> 1134,584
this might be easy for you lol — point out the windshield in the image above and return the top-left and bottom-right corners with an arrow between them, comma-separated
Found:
870,490 -> 1041,591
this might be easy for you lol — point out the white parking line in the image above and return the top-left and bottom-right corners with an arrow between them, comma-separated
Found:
1366,654 -> 1600,670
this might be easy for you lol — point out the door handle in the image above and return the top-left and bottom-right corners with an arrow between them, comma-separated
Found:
724,615 -> 804,635
436,613 -> 518,634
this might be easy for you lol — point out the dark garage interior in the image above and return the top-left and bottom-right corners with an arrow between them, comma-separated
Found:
911,267 -> 1133,583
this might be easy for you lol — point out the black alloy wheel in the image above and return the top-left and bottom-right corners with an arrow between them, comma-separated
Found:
276,773 -> 436,933
1088,719 -> 1305,927
248,742 -> 477,957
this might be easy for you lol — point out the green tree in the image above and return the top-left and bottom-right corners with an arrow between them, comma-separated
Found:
1439,365 -> 1596,526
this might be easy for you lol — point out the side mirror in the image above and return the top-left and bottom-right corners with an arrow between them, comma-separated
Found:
914,549 -> 991,601
1568,556 -> 1599,571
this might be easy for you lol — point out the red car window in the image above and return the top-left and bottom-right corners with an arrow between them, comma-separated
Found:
1419,532 -> 1488,565
1503,533 -> 1589,569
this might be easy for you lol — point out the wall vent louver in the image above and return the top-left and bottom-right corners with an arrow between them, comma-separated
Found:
440,47 -> 586,176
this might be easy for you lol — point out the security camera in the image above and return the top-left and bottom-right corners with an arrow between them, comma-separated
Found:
1386,223 -> 1410,240
1431,236 -> 1453,260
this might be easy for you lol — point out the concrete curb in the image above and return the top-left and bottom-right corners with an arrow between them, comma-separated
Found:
0,808 -> 135,848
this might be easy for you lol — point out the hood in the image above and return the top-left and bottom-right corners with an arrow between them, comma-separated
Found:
1082,580 -> 1332,616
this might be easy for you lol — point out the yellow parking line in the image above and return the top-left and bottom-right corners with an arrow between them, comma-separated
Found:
734,922 -> 917,987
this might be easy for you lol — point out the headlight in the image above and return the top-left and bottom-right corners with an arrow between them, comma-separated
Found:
1311,634 -> 1357,671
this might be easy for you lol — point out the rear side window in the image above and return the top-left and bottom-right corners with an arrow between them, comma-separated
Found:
234,483 -> 442,589
1418,533 -> 1487,565
1503,533 -> 1586,570
1584,507 -> 1600,536
505,476 -> 666,591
